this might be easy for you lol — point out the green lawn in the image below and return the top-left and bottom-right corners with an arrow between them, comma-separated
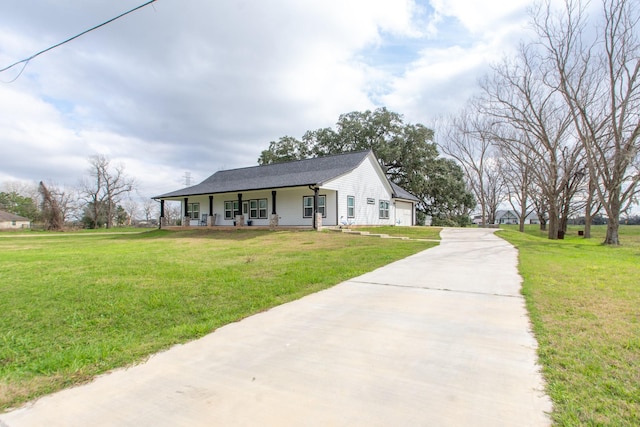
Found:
498,225 -> 640,425
0,228 -> 437,411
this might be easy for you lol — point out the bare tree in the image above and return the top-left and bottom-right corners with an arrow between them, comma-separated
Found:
165,202 -> 181,226
497,131 -> 537,232
534,0 -> 640,244
38,181 -> 64,230
583,170 -> 602,237
438,106 -> 506,226
80,155 -> 135,229
39,182 -> 80,227
480,42 -> 583,239
483,158 -> 507,225
123,198 -> 138,226
0,181 -> 39,201
557,149 -> 587,234
141,198 -> 158,224
57,187 -> 81,224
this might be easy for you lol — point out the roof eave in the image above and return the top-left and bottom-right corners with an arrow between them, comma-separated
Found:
153,182 -> 321,200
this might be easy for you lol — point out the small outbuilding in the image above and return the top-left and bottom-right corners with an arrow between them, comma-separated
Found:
153,150 -> 418,229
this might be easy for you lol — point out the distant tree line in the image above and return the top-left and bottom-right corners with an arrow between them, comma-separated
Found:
0,155 -> 158,230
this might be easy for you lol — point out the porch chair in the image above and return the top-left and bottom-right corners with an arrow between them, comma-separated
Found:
200,213 -> 208,226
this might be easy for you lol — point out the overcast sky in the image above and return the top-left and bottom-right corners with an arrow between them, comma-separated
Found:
1,0 -> 544,198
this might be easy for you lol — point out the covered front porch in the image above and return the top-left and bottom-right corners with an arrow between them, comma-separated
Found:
158,186 -> 336,230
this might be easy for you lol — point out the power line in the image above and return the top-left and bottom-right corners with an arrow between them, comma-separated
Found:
0,0 -> 157,80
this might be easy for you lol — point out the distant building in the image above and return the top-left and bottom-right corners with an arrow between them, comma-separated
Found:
0,210 -> 31,230
494,210 -> 539,225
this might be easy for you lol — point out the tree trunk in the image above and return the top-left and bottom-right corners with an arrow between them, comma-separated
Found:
559,215 -> 568,235
584,177 -> 594,239
547,204 -> 559,240
518,207 -> 526,232
604,216 -> 620,245
603,193 -> 621,245
584,210 -> 592,238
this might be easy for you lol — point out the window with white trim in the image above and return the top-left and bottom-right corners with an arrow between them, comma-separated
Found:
258,199 -> 268,218
224,201 -> 238,220
347,196 -> 355,218
379,200 -> 390,219
248,199 -> 268,219
303,195 -> 326,218
187,203 -> 200,219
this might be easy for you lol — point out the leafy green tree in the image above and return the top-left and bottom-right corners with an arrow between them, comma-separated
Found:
0,191 -> 39,220
258,136 -> 310,165
258,108 -> 474,224
116,205 -> 128,226
419,158 -> 476,226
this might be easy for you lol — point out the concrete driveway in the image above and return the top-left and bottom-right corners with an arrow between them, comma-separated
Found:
0,228 -> 552,427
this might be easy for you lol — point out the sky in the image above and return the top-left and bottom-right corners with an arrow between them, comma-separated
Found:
0,0 -> 543,200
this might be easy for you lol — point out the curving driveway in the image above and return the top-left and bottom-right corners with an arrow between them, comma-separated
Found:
0,228 -> 552,427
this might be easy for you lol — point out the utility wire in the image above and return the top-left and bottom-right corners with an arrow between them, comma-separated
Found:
0,0 -> 156,79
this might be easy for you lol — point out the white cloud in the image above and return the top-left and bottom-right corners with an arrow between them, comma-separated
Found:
0,0 -> 544,198
383,0 -> 536,126
429,0 -> 531,35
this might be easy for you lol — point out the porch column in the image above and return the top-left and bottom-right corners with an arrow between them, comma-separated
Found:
270,190 -> 278,230
159,200 -> 166,229
271,191 -> 277,214
183,197 -> 189,227
208,195 -> 214,226
236,193 -> 244,226
313,187 -> 319,230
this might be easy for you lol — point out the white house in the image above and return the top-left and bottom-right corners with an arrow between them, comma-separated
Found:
0,210 -> 31,230
154,150 -> 418,229
494,209 -> 540,225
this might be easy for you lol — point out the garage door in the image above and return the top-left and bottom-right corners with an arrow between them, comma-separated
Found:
394,201 -> 413,226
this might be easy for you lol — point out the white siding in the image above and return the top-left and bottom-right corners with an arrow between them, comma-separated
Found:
0,220 -> 30,229
322,153 -> 396,226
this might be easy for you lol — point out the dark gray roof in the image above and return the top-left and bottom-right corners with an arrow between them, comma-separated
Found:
390,182 -> 419,202
155,150 -> 373,199
0,210 -> 30,222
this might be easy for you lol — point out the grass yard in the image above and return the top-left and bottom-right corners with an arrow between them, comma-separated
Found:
499,225 -> 640,425
0,228 -> 438,411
